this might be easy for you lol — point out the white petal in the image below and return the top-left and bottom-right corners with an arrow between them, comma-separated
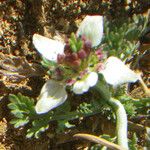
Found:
73,80 -> 89,94
85,72 -> 98,87
33,34 -> 65,62
77,15 -> 103,47
100,56 -> 139,87
35,80 -> 67,114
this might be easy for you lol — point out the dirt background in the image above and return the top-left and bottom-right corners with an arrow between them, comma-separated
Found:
0,0 -> 150,150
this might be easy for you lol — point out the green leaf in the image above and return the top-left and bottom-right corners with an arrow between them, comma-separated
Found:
41,57 -> 57,69
57,120 -> 75,133
14,118 -> 29,128
10,117 -> 29,128
103,14 -> 147,59
26,118 -> 50,138
129,133 -> 138,150
9,94 -> 20,103
77,102 -> 93,114
69,32 -> 83,52
70,43 -> 77,52
26,131 -> 34,139
8,93 -> 36,130
76,39 -> 83,51
8,103 -> 18,110
11,110 -> 24,118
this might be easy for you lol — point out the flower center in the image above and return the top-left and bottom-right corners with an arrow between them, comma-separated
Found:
52,33 -> 103,84
57,33 -> 92,69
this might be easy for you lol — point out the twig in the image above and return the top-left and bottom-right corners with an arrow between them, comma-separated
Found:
73,133 -> 127,150
138,76 -> 150,97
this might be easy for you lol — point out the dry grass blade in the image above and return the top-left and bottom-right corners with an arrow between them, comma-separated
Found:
73,133 -> 127,150
139,76 -> 150,97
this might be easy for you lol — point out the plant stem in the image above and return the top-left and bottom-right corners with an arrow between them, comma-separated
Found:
51,108 -> 102,121
30,107 -> 102,122
95,81 -> 129,149
108,98 -> 128,150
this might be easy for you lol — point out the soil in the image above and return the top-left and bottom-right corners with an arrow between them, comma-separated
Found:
0,1 -> 150,150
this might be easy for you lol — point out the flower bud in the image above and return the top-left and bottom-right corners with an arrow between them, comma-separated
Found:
78,49 -> 87,59
57,54 -> 65,64
95,49 -> 103,59
64,44 -> 71,54
55,67 -> 64,80
84,40 -> 92,50
81,35 -> 86,41
71,60 -> 81,67
65,54 -> 72,62
66,79 -> 76,86
71,52 -> 79,60
65,53 -> 78,63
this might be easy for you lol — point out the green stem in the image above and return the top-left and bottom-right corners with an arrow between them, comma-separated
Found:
95,81 -> 128,149
108,98 -> 128,150
31,107 -> 102,121
51,109 -> 102,121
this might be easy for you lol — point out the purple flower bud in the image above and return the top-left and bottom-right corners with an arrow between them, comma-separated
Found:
64,44 -> 71,54
55,67 -> 63,76
66,79 -> 76,86
71,53 -> 78,60
95,48 -> 103,59
55,67 -> 64,80
95,48 -> 102,55
57,54 -> 65,64
71,60 -> 81,67
65,53 -> 78,63
78,49 -> 87,59
81,35 -> 86,41
84,40 -> 92,50
65,54 -> 72,62
65,38 -> 69,44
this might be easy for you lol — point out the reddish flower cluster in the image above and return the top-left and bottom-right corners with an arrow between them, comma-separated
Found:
95,48 -> 103,59
57,36 -> 92,68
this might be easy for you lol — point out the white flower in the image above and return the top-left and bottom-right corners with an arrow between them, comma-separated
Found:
35,80 -> 67,114
73,72 -> 98,94
100,56 -> 139,87
33,34 -> 65,62
77,15 -> 103,47
33,15 -> 103,113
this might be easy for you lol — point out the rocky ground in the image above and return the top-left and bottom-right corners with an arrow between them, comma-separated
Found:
0,1 -> 150,149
